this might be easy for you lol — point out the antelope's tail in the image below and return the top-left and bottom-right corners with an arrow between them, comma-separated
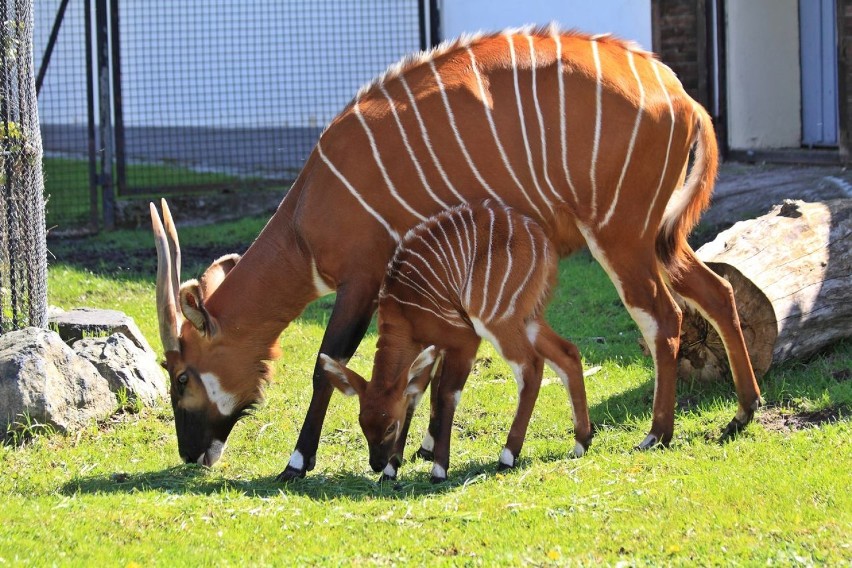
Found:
656,103 -> 719,274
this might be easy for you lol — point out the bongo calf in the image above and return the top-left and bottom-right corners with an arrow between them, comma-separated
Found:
321,203 -> 591,482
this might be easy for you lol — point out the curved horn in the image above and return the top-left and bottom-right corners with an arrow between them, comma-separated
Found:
150,201 -> 182,353
160,198 -> 181,302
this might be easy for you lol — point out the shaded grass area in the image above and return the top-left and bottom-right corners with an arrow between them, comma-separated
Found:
4,216 -> 850,565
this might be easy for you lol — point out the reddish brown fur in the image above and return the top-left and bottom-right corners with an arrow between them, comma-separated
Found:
153,27 -> 757,473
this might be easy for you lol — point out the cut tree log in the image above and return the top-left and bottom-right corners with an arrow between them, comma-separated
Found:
677,199 -> 852,381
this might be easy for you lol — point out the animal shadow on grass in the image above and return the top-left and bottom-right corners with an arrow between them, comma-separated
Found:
59,459 -> 500,501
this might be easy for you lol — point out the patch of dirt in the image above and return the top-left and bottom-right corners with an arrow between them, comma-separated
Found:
756,404 -> 849,433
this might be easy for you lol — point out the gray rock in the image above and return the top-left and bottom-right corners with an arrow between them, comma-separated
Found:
73,333 -> 167,406
0,327 -> 115,432
49,308 -> 155,356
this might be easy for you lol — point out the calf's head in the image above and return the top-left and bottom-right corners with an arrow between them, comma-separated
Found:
151,201 -> 277,466
320,347 -> 439,472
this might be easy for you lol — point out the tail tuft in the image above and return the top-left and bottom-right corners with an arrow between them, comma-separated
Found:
656,104 -> 718,274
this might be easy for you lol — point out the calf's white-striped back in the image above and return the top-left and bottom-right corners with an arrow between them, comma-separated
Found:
322,203 -> 591,481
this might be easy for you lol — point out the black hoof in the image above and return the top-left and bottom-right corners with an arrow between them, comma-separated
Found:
719,417 -> 747,443
378,472 -> 396,483
635,433 -> 670,451
496,461 -> 514,472
430,475 -> 446,484
275,465 -> 306,482
415,447 -> 434,461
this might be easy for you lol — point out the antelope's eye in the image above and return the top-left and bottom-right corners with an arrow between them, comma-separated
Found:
175,372 -> 189,395
384,423 -> 397,437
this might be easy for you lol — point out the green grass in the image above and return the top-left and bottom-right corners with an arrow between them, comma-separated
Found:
43,158 -> 246,228
2,216 -> 850,565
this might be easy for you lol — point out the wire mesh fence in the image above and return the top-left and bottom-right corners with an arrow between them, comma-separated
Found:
35,0 -> 427,230
2,0 -> 48,332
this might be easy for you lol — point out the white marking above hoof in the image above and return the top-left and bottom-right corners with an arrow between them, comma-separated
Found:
572,441 -> 585,458
288,450 -> 305,471
382,463 -> 397,479
431,464 -> 447,479
421,432 -> 435,452
638,434 -> 658,449
499,447 -> 515,467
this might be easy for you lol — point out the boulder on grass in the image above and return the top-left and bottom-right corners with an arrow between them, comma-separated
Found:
49,308 -> 155,356
0,327 -> 115,432
73,333 -> 166,406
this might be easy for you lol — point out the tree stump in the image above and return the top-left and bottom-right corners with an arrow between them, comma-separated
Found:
678,199 -> 852,381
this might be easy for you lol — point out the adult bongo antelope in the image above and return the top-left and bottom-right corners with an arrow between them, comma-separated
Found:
321,202 -> 591,482
151,25 -> 761,477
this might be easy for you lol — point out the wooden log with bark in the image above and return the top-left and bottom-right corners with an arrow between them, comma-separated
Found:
676,199 -> 852,381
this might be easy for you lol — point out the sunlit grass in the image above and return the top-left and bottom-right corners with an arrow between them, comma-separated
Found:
2,216 -> 850,565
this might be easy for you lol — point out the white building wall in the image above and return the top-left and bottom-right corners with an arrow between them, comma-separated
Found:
726,0 -> 801,149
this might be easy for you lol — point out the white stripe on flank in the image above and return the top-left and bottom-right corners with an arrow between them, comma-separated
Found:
385,292 -> 467,328
643,60 -> 676,236
467,47 -> 543,218
503,219 -> 539,319
354,100 -> 427,222
434,220 -> 465,291
599,50 -> 645,228
463,208 -> 478,307
553,31 -> 578,204
527,35 -> 561,203
398,75 -> 464,203
378,83 -> 450,209
590,40 -> 603,219
479,208 -> 497,317
430,60 -> 503,203
317,141 -> 400,243
506,35 -> 553,211
486,209 -> 514,322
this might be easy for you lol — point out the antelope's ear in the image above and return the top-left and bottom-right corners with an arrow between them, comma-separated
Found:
405,346 -> 440,396
199,254 -> 240,297
179,280 -> 219,336
320,354 -> 367,397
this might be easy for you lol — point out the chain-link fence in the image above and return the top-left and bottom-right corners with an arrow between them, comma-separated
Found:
35,1 -> 429,230
1,0 -> 48,332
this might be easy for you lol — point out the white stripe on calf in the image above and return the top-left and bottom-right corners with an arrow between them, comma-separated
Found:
429,60 -> 503,203
354,100 -> 426,222
503,220 -> 539,320
317,141 -> 400,243
486,209 -> 515,322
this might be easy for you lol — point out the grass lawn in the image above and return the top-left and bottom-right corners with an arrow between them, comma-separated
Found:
1,215 -> 850,565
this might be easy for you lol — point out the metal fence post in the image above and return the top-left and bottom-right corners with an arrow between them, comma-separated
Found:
95,0 -> 114,229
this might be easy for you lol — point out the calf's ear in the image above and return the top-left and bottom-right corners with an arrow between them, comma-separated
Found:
405,346 -> 440,396
319,354 -> 367,397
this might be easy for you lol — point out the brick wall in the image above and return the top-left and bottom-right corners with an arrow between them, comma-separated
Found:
652,0 -> 705,106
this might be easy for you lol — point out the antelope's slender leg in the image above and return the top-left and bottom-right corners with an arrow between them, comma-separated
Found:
498,353 -> 544,471
277,281 -> 379,482
591,244 -> 683,449
415,369 -> 442,462
533,322 -> 592,455
429,345 -> 478,483
667,246 -> 761,438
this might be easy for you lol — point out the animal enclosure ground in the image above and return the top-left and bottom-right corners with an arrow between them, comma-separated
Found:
2,214 -> 850,565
